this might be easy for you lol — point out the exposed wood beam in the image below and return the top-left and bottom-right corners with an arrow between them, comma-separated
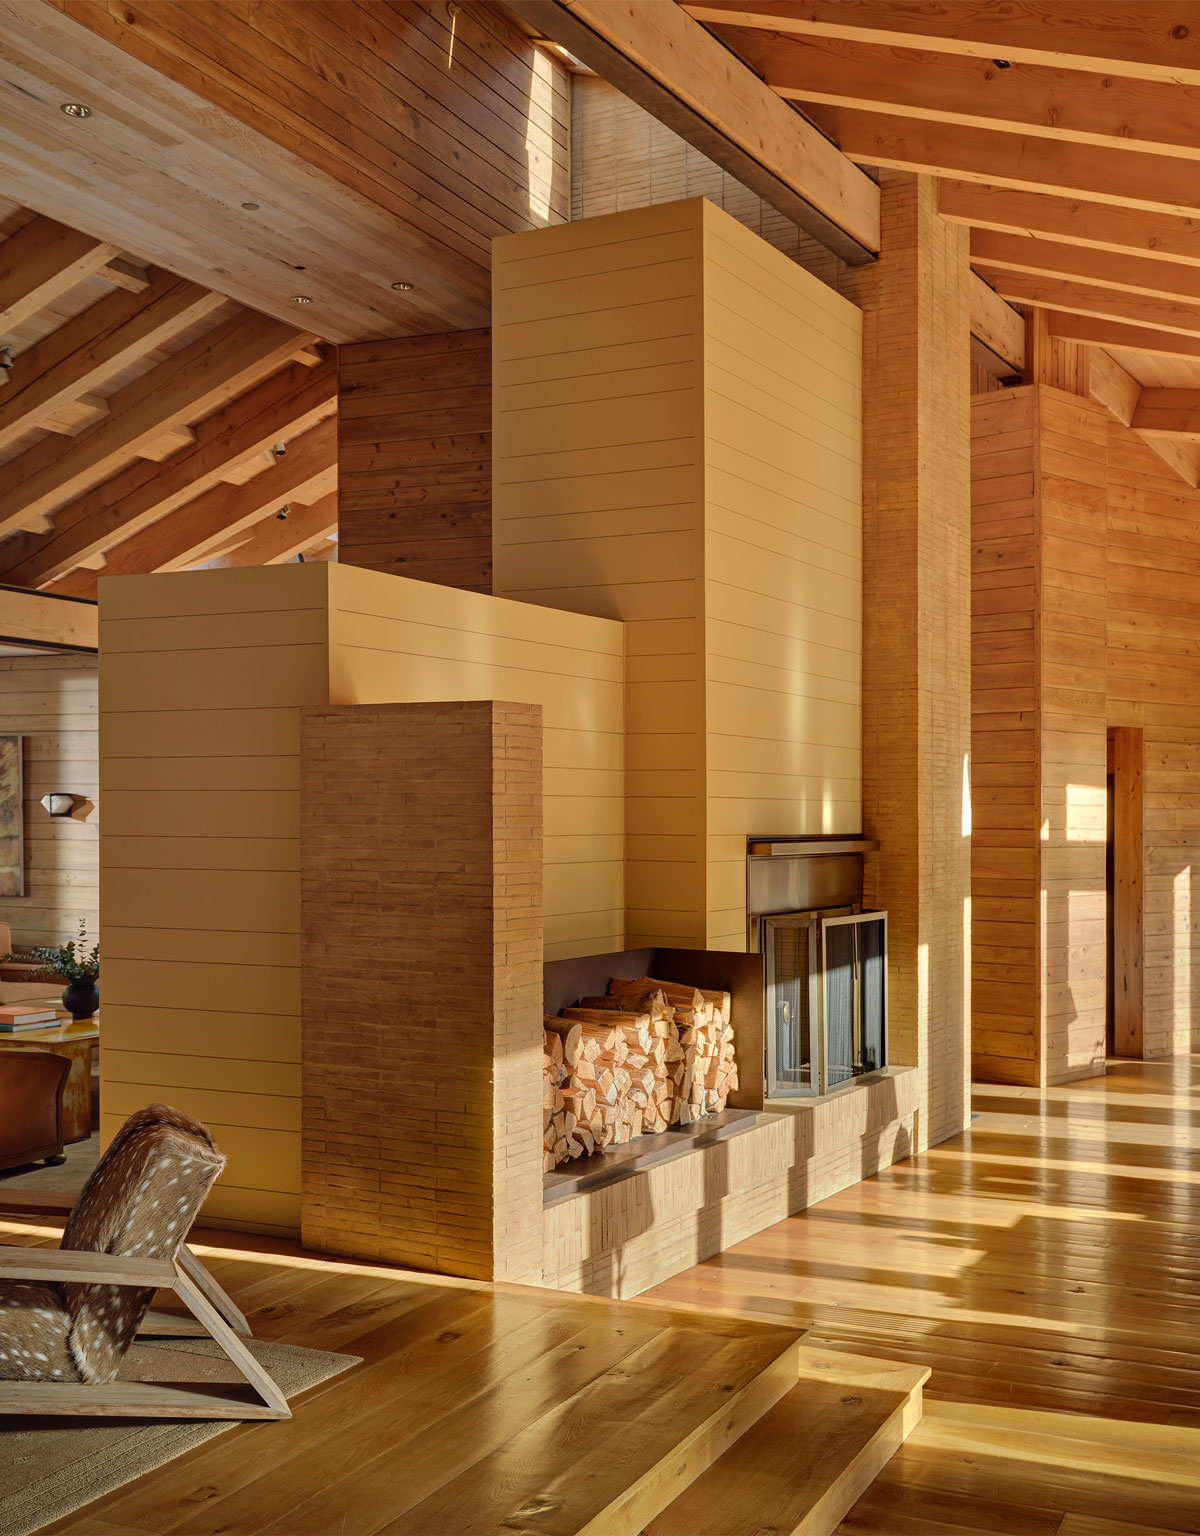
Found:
505,0 -> 880,261
975,267 -> 1200,340
940,181 -> 1200,270
804,105 -> 1200,220
205,490 -> 339,570
0,215 -> 119,331
1131,388 -> 1200,439
684,4 -> 1200,86
0,272 -> 226,456
717,26 -> 1200,159
971,230 -> 1200,307
96,257 -> 149,293
0,583 -> 96,651
1087,348 -> 1200,487
969,273 -> 1024,377
5,361 -> 335,590
1047,311 -> 1200,363
0,310 -> 311,540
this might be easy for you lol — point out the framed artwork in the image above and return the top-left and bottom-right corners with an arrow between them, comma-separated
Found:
0,735 -> 23,898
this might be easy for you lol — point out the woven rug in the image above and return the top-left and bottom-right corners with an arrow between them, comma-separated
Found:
0,1334 -> 360,1536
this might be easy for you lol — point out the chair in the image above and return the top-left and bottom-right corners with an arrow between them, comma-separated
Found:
0,1103 -> 289,1419
0,1048 -> 69,1172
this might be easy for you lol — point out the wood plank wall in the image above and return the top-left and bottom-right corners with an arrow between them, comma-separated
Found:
301,700 -> 543,1283
701,211 -> 863,947
325,563 -> 625,961
1107,420 -> 1200,1057
57,0 -> 571,330
970,389 -> 1041,1086
99,565 -> 331,1234
492,198 -> 863,953
337,329 -> 492,592
0,653 -> 98,948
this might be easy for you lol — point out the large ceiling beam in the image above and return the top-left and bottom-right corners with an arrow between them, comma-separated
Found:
975,268 -> 1200,340
5,360 -> 335,590
0,583 -> 96,651
940,181 -> 1200,270
1131,388 -> 1200,439
1047,311 -> 1200,363
206,490 -> 339,570
0,271 -> 225,455
505,0 -> 880,261
969,273 -> 1024,378
803,105 -> 1200,220
684,4 -> 1200,86
970,231 -> 1200,307
0,215 -> 119,331
0,310 -> 311,540
716,27 -> 1200,159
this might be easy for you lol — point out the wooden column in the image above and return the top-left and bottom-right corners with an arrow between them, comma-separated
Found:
300,699 -> 543,1283
839,172 -> 974,1150
1109,725 -> 1144,1059
337,329 -> 492,592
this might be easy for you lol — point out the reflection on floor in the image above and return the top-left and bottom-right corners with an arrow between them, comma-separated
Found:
646,1057 -> 1200,1533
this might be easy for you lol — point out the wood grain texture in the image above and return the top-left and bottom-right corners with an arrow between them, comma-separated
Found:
337,329 -> 491,592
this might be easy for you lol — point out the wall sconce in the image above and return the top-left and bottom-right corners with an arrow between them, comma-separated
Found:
41,793 -> 86,818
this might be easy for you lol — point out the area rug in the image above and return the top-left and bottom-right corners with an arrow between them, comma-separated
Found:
0,1334 -> 361,1536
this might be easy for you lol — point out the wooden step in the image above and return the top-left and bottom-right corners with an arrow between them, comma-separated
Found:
642,1346 -> 929,1536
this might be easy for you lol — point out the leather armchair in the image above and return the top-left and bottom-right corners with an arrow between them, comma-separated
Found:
0,1049 -> 69,1172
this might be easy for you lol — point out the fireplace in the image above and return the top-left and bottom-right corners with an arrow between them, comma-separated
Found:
748,838 -> 889,1100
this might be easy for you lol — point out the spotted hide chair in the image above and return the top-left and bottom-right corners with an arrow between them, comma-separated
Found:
0,1104 -> 288,1418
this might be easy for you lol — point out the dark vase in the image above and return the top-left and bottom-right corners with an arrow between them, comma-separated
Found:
62,978 -> 99,1020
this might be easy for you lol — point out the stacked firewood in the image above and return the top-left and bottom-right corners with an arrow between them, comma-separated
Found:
542,974 -> 738,1169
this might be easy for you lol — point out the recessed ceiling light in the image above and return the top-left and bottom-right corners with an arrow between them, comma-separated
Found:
60,102 -> 92,118
241,201 -> 260,211
391,281 -> 414,292
290,295 -> 313,305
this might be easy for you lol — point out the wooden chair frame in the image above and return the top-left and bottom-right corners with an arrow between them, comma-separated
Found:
0,1242 -> 289,1419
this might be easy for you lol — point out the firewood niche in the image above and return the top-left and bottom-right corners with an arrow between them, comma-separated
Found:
541,947 -> 766,1186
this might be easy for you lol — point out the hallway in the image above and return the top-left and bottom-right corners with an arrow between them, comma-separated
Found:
646,1060 -> 1200,1532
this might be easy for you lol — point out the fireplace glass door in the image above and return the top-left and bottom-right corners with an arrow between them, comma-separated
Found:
764,910 -> 888,1098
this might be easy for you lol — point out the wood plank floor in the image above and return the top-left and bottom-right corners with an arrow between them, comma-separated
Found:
3,1217 -> 806,1536
645,1057 -> 1200,1534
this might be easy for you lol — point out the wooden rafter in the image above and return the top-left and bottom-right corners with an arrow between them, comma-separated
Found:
0,271 -> 225,455
683,3 -> 1200,85
970,231 -> 1200,307
1047,312 -> 1200,363
4,361 -> 335,590
969,273 -> 1024,378
975,268 -> 1200,341
0,214 -> 119,330
206,490 -> 339,570
0,310 -> 311,541
505,0 -> 881,260
0,583 -> 96,651
1131,389 -> 1200,439
43,416 -> 338,597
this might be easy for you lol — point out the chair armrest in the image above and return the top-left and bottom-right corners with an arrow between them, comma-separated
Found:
0,1244 -> 176,1287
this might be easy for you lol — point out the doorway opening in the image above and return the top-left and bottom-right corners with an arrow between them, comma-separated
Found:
1106,727 -> 1144,1058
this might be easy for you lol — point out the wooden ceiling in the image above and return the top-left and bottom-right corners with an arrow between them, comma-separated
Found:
0,1 -> 569,344
686,0 -> 1200,477
0,199 -> 337,597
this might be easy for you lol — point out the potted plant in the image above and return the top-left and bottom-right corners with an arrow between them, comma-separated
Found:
11,919 -> 100,1019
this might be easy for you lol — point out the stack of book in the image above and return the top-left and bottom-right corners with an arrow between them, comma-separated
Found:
0,1003 -> 60,1032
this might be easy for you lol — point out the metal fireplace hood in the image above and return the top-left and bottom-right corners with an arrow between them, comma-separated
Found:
747,835 -> 877,918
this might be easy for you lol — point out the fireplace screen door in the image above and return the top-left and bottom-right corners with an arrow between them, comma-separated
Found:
764,910 -> 888,1098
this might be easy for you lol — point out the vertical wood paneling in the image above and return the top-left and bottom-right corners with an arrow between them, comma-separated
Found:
493,197 -> 863,954
0,652 -> 98,948
1106,421 -> 1200,1058
337,329 -> 492,592
970,388 -> 1040,1087
1038,389 -> 1108,1085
